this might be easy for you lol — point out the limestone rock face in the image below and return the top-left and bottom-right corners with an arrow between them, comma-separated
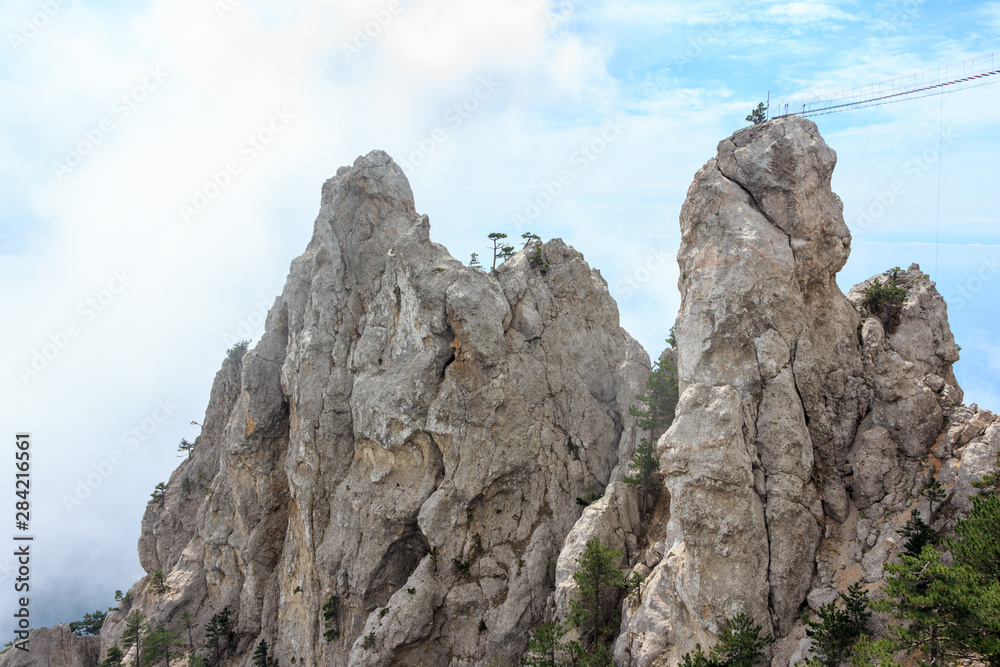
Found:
614,117 -> 968,666
96,151 -> 648,667
0,626 -> 100,667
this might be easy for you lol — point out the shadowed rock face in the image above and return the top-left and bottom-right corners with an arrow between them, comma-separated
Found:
91,151 -> 648,667
614,117 -> 964,667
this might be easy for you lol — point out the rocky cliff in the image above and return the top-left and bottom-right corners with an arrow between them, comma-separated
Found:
6,119 -> 998,667
612,117 -> 994,667
110,151 -> 646,666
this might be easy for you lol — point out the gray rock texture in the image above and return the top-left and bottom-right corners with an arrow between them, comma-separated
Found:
613,117 -> 972,667
0,626 -> 99,667
10,123 -> 994,667
94,151 -> 648,667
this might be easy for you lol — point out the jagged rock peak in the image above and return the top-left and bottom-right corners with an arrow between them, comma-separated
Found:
58,150 -> 650,667
615,116 -> 966,666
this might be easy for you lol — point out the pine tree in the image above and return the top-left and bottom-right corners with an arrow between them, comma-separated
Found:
680,614 -> 774,667
841,583 -> 872,638
922,479 -> 946,522
177,438 -> 196,459
143,626 -> 180,667
629,357 -> 679,443
521,621 -> 564,667
204,607 -> 235,665
179,611 -> 195,650
323,595 -> 340,641
569,538 -> 628,647
151,482 -> 167,507
806,603 -> 855,667
623,438 -> 659,516
253,639 -> 272,667
101,645 -> 124,667
625,357 -> 676,516
746,103 -> 767,124
488,232 -> 508,271
121,610 -> 148,667
712,614 -> 775,667
70,609 -> 107,636
898,510 -> 937,558
878,486 -> 1000,667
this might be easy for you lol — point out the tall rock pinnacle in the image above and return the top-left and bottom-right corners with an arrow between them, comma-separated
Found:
615,116 -> 964,666
98,150 -> 649,666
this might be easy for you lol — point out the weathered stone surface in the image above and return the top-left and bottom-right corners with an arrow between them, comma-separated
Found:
617,117 -> 861,665
0,626 -> 99,667
96,151 -> 647,667
847,267 -> 958,458
20,122 -> 989,667
851,427 -> 902,510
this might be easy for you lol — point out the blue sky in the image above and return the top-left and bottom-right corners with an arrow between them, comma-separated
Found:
0,0 -> 998,638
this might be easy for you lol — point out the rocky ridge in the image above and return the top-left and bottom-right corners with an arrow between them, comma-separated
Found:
4,119 -> 998,667
107,151 -> 645,666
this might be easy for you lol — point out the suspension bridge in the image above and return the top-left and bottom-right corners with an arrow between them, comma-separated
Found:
769,51 -> 1000,118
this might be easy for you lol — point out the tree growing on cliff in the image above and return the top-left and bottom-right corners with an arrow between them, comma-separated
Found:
746,103 -> 767,124
144,626 -> 180,667
629,357 -> 679,442
226,340 -> 249,362
177,438 -> 196,459
876,458 -> 1000,667
70,609 -> 107,636
805,585 -> 871,667
680,614 -> 774,667
625,357 -> 678,515
569,538 -> 628,648
253,639 -> 273,667
179,611 -> 196,650
121,610 -> 148,667
204,607 -> 236,665
101,645 -> 124,667
624,438 -> 659,517
151,482 -> 167,507
488,232 -> 508,271
521,620 -> 565,666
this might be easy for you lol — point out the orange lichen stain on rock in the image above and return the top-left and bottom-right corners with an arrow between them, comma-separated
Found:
246,412 -> 257,436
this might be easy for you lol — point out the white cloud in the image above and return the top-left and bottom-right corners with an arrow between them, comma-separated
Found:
981,2 -> 1000,30
765,0 -> 859,23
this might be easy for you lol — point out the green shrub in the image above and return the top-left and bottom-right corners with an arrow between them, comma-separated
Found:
226,340 -> 250,362
681,613 -> 774,667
